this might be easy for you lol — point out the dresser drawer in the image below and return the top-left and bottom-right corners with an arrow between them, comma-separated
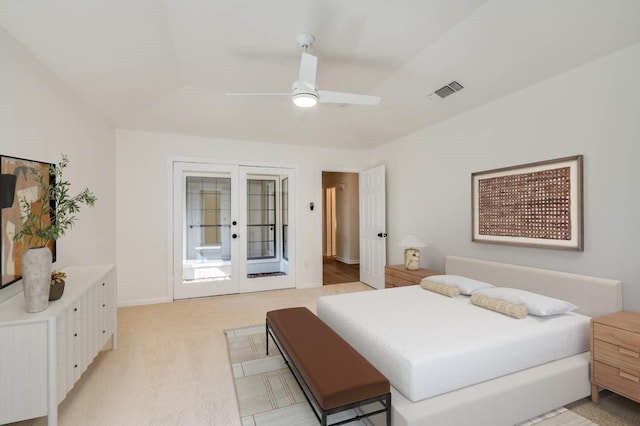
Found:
593,339 -> 640,373
385,275 -> 416,288
594,323 -> 640,350
384,265 -> 442,288
391,269 -> 422,284
384,273 -> 393,287
592,360 -> 640,401
394,276 -> 417,287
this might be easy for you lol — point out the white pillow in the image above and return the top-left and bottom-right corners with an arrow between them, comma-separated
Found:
473,287 -> 577,316
425,275 -> 495,295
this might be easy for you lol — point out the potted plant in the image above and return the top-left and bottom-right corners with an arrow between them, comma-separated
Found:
13,154 -> 97,312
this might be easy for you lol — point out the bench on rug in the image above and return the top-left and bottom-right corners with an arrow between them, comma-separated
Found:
266,307 -> 391,426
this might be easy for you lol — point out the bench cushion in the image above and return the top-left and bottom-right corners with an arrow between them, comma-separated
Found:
267,307 -> 390,410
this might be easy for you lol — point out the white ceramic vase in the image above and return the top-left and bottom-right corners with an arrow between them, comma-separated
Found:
22,247 -> 53,313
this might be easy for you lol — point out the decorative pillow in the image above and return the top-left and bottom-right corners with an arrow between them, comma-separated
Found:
425,274 -> 495,295
420,279 -> 461,297
470,294 -> 528,319
473,287 -> 577,316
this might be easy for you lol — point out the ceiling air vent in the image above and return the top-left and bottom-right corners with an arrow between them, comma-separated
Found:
434,81 -> 464,99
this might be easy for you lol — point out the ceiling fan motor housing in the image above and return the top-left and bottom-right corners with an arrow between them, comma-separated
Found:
292,81 -> 318,107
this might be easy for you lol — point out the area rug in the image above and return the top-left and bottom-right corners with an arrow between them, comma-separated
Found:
225,325 -> 597,426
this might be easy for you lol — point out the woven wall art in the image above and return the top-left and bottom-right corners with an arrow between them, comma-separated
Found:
471,155 -> 583,250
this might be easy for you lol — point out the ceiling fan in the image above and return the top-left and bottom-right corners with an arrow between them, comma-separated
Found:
227,33 -> 381,108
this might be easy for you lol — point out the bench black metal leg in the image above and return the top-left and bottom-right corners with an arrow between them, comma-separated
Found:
265,322 -> 270,355
386,393 -> 392,425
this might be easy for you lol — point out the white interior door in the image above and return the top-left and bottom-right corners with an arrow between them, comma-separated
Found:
359,165 -> 387,289
173,162 -> 239,299
238,166 -> 296,293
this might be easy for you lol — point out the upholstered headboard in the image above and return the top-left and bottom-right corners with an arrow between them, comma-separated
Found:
445,256 -> 622,318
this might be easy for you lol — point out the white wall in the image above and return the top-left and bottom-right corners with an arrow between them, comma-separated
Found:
372,42 -> 640,311
115,130 -> 368,305
0,27 -> 115,303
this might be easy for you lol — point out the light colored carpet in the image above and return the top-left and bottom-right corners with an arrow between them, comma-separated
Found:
226,325 -> 598,426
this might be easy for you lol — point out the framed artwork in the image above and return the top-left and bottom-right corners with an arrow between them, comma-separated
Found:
1,155 -> 56,288
471,155 -> 583,251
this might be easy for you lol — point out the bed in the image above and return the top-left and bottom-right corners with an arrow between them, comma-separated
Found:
316,256 -> 622,426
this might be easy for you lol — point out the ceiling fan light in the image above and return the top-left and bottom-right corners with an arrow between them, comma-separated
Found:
293,93 -> 318,108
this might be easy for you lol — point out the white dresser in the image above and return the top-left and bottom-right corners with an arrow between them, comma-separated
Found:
0,264 -> 117,426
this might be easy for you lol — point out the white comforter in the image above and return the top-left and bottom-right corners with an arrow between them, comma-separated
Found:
316,285 -> 590,402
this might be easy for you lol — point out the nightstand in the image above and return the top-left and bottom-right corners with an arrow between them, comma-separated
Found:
590,311 -> 640,403
384,264 -> 442,288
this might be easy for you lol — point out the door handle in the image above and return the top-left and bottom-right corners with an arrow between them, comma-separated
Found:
232,233 -> 239,239
377,232 -> 388,238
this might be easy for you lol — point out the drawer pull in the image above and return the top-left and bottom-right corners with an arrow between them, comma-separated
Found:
619,371 -> 640,383
619,347 -> 640,358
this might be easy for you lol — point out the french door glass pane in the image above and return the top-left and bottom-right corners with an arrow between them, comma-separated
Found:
245,172 -> 291,280
246,179 -> 276,259
185,176 -> 231,262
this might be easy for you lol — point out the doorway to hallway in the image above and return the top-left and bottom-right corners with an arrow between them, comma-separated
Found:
322,171 -> 360,285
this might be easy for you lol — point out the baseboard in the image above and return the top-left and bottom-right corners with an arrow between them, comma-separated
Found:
117,296 -> 172,307
336,256 -> 360,265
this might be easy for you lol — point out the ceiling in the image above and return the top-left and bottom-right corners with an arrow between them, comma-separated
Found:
1,0 -> 639,150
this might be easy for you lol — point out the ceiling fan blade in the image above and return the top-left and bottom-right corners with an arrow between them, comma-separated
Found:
298,51 -> 317,87
226,92 -> 290,96
318,90 -> 381,106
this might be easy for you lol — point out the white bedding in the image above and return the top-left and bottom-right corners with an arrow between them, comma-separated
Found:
316,285 -> 591,402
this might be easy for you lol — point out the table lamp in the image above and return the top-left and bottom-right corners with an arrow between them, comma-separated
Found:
398,234 -> 426,270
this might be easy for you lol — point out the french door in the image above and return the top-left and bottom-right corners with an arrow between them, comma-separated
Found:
173,161 -> 295,299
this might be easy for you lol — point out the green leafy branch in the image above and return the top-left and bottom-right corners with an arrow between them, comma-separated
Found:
13,154 -> 97,248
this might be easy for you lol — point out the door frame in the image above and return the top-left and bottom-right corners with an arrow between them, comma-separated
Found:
321,169 -> 360,279
167,156 -> 298,300
320,166 -> 386,287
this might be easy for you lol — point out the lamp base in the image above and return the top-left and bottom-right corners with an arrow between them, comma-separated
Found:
404,248 -> 420,270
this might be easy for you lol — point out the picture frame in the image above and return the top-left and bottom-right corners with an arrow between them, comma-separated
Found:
1,155 -> 56,288
471,155 -> 583,251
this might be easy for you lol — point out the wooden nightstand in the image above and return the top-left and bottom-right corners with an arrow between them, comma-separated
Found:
590,311 -> 640,403
384,264 -> 442,288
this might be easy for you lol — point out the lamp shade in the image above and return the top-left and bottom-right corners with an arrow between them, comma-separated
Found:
397,234 -> 426,248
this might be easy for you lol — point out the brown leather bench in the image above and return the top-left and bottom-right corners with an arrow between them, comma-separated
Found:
266,307 -> 391,426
